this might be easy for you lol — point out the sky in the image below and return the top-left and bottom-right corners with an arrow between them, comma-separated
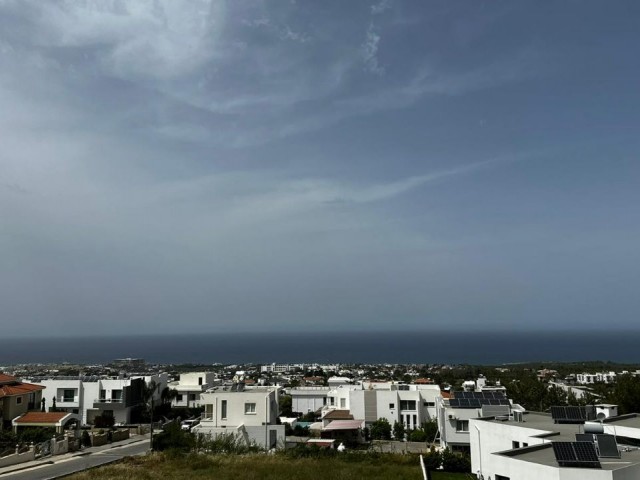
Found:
1,0 -> 639,337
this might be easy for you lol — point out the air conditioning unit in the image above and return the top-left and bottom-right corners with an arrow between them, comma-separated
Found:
448,414 -> 456,420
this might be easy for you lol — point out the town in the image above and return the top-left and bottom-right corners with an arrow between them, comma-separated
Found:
3,360 -> 640,479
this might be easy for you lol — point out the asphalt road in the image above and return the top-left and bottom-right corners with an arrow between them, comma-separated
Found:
1,440 -> 150,480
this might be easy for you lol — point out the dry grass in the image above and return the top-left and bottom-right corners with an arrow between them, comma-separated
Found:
66,453 -> 472,480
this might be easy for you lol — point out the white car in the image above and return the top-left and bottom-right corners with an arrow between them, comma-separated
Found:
180,419 -> 199,431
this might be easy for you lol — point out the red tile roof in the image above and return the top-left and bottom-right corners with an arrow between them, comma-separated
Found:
14,412 -> 69,424
0,373 -> 44,399
441,391 -> 451,399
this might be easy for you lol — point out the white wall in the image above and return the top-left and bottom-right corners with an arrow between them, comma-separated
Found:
199,388 -> 279,428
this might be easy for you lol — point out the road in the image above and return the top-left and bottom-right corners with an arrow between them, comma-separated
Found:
1,440 -> 150,480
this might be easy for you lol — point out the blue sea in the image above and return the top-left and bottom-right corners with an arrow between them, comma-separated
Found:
0,331 -> 638,365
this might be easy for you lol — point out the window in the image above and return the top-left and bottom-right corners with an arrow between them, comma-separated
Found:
177,394 -> 184,402
455,420 -> 469,432
423,401 -> 435,407
198,377 -> 203,386
111,390 -> 123,402
512,441 -> 520,449
245,402 -> 256,414
523,442 -> 528,447
189,394 -> 196,401
99,389 -> 106,400
221,400 -> 227,419
400,400 -> 416,411
495,476 -> 510,480
63,389 -> 75,402
205,404 -> 213,419
389,403 -> 395,409
16,396 -> 22,405
413,415 -> 417,427
340,398 -> 346,408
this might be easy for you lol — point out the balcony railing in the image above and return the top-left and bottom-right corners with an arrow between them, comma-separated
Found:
94,398 -> 124,404
58,397 -> 79,404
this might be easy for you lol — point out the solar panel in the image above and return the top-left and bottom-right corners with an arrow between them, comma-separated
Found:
574,442 -> 600,463
550,406 -> 594,424
449,399 -> 460,407
576,433 -> 594,443
596,434 -> 620,458
552,442 -> 601,468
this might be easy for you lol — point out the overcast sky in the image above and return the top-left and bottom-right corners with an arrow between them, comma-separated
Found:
1,0 -> 639,337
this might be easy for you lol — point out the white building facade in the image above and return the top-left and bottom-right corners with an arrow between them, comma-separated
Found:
195,386 -> 285,450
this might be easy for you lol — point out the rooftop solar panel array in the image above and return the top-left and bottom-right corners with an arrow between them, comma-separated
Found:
449,398 -> 510,408
449,391 -> 509,409
455,391 -> 507,399
550,405 -> 596,424
552,442 -> 601,468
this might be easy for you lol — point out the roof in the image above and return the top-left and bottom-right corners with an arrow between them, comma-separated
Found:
14,412 -> 72,425
322,420 -> 364,431
323,410 -> 353,420
503,442 -> 640,471
0,374 -> 45,399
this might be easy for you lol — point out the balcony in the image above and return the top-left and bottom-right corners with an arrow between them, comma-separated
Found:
94,398 -> 124,404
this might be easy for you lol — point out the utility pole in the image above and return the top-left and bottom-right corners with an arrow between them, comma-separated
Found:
149,397 -> 154,451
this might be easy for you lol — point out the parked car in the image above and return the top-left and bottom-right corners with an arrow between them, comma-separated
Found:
180,419 -> 200,431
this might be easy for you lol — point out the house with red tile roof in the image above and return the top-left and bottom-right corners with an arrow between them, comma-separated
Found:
0,373 -> 45,430
12,411 -> 80,434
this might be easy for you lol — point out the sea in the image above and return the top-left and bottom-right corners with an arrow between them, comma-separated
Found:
0,331 -> 638,366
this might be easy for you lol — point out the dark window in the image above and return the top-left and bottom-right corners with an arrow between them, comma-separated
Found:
189,394 -> 196,401
400,400 -> 416,410
198,377 -> 203,386
177,394 -> 183,402
512,441 -> 520,449
16,396 -> 22,405
221,400 -> 227,419
389,403 -> 395,409
456,420 -> 469,432
63,389 -> 75,402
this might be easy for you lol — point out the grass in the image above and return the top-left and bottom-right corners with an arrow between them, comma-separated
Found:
66,453 -> 475,480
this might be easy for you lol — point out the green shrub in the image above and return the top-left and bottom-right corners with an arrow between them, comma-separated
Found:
152,422 -> 195,453
408,429 -> 427,442
370,418 -> 392,440
422,447 -> 441,471
441,448 -> 471,472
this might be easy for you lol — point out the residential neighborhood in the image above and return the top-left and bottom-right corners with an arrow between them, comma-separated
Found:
4,359 -> 640,478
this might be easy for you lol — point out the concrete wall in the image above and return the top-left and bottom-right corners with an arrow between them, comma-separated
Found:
0,447 -> 35,468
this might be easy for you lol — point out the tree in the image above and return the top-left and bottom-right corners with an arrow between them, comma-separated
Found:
392,420 -> 405,440
279,395 -> 293,417
422,420 -> 439,443
613,375 -> 640,414
370,418 -> 392,440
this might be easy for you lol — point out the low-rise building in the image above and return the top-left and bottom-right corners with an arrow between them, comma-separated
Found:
194,385 -> 285,450
471,409 -> 640,480
0,374 -> 44,430
436,390 -> 515,453
28,373 -> 168,425
290,386 -> 330,414
324,382 -> 441,433
169,372 -> 217,409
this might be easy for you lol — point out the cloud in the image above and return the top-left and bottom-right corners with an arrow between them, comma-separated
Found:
362,23 -> 384,75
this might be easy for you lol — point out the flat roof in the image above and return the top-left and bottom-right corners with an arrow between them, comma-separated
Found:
503,443 -> 640,471
481,412 -> 640,471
